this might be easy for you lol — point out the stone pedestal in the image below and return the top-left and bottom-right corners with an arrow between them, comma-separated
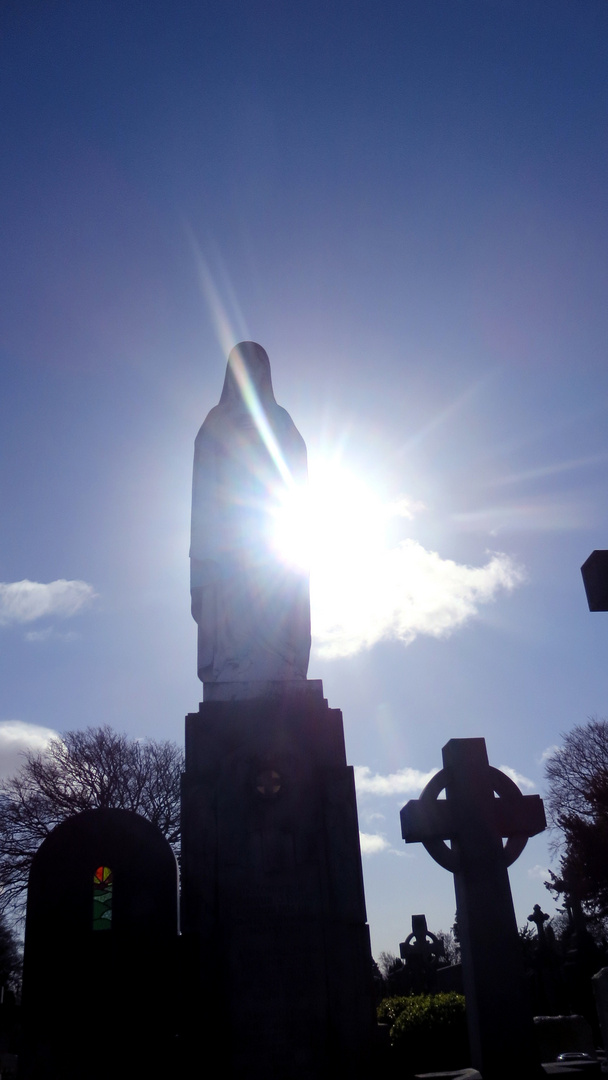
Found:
180,680 -> 375,1079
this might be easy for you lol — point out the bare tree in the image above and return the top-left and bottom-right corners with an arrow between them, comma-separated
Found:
0,725 -> 183,918
544,718 -> 608,826
544,718 -> 608,918
435,929 -> 460,966
377,950 -> 402,978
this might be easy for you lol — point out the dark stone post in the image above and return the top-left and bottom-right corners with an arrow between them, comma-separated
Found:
400,737 -> 546,1079
581,550 -> 608,611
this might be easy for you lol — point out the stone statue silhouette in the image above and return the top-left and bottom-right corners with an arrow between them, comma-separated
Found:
190,342 -> 311,686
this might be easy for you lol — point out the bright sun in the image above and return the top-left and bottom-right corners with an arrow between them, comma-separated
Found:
272,460 -> 386,572
271,458 -> 398,646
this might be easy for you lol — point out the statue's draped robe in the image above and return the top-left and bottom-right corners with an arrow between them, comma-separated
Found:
190,344 -> 311,683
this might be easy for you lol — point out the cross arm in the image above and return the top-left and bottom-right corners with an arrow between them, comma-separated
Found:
401,798 -> 453,843
402,793 -> 546,844
494,794 -> 546,838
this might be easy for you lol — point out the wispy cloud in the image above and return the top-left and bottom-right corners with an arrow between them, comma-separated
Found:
24,627 -> 79,643
453,499 -> 588,535
359,832 -> 390,855
539,744 -> 560,764
528,864 -> 550,881
498,765 -> 535,791
0,720 -> 59,779
491,453 -> 608,488
355,765 -> 438,797
313,541 -> 523,658
0,580 -> 96,625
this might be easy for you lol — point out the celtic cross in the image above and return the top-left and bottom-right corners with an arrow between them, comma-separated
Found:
400,738 -> 546,1079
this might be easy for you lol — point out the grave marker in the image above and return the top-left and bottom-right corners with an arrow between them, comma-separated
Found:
401,737 -> 546,1079
529,904 -> 550,948
20,808 -> 179,1080
399,913 -> 444,994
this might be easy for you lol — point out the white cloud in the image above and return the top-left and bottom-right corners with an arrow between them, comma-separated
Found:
498,765 -> 535,791
528,864 -> 550,881
0,720 -> 59,779
355,765 -> 438,797
0,580 -> 96,625
539,744 -> 560,764
294,466 -> 524,659
359,832 -> 390,855
312,539 -> 524,659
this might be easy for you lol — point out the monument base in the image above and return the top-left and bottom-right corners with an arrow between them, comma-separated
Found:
202,678 -> 323,702
181,680 -> 376,1079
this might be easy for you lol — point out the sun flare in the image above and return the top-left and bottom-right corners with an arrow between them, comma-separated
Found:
271,458 -> 400,645
270,456 -> 522,660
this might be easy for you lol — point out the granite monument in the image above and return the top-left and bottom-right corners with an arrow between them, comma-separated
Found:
181,343 -> 375,1078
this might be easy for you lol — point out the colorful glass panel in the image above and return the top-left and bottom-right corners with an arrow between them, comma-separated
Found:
92,865 -> 113,930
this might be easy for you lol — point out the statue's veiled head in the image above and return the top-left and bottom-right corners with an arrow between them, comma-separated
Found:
220,341 -> 276,408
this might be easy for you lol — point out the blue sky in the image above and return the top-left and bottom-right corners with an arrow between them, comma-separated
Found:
1,0 -> 607,955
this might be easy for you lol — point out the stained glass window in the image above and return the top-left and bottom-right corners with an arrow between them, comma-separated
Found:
92,865 -> 113,930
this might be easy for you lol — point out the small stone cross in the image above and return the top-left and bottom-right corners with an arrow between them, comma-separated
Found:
581,550 -> 608,611
401,738 -> 546,1079
400,913 -> 443,966
528,903 -> 550,947
399,913 -> 444,993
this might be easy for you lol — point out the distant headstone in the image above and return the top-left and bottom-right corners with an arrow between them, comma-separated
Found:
20,808 -> 179,1080
581,550 -> 608,611
399,914 -> 445,994
527,904 -> 564,1016
401,738 -> 546,1079
529,904 -> 550,947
